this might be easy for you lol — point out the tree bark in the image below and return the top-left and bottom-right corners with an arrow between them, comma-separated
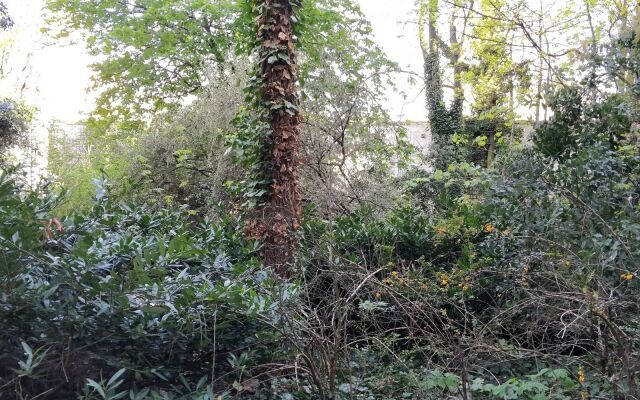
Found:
245,0 -> 302,275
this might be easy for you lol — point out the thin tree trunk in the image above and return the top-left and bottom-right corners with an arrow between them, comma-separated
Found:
544,36 -> 550,121
535,2 -> 543,124
535,57 -> 543,124
487,131 -> 495,167
450,5 -> 464,121
420,0 -> 444,118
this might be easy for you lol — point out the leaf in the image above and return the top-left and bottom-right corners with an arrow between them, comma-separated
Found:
130,388 -> 149,400
107,368 -> 126,387
111,390 -> 128,400
86,378 -> 107,399
358,300 -> 388,311
42,284 -> 60,299
20,341 -> 33,359
232,380 -> 244,392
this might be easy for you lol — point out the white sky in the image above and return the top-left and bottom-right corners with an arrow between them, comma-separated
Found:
358,0 -> 425,121
1,0 -> 94,122
0,0 -> 426,124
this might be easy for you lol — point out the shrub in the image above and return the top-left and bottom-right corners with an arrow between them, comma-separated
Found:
0,170 -> 292,399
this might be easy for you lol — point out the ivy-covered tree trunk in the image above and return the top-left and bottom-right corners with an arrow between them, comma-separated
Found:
419,0 -> 464,170
245,0 -> 302,274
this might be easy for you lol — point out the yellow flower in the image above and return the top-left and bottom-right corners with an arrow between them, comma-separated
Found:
391,271 -> 399,278
397,277 -> 405,286
440,308 -> 447,317
383,278 -> 392,285
484,223 -> 495,233
421,283 -> 429,290
564,260 -> 571,268
621,272 -> 634,281
439,273 -> 449,287
577,367 -> 585,384
375,291 -> 382,300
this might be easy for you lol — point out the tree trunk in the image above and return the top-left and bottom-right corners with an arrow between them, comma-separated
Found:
535,0 -> 543,125
449,6 -> 464,121
245,0 -> 302,275
487,131 -> 495,168
419,0 -> 465,170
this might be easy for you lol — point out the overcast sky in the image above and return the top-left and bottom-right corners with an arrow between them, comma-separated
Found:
1,0 -> 94,123
358,0 -> 425,121
0,0 -> 425,123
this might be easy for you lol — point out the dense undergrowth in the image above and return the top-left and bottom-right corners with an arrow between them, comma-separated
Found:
0,173 -> 293,398
2,86 -> 639,398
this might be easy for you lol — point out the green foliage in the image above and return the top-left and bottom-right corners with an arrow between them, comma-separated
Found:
47,69 -> 243,215
471,368 -> 578,400
81,368 -> 127,400
46,0 -> 405,215
126,77 -> 243,212
457,117 -> 519,167
45,0 -> 397,129
302,204 -> 437,268
464,0 -> 531,117
535,29 -> 639,161
347,54 -> 639,397
534,87 -> 633,160
0,98 -> 34,156
48,127 -> 136,214
45,0 -> 239,126
0,169 -> 291,398
428,0 -> 531,169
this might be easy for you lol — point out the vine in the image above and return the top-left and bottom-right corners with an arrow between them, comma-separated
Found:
228,0 -> 303,273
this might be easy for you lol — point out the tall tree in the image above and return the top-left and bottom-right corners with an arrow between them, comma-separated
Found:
243,0 -> 302,272
418,0 -> 470,170
46,0 -> 399,270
